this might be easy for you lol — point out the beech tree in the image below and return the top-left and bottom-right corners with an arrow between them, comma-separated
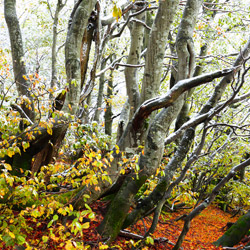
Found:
1,0 -> 250,248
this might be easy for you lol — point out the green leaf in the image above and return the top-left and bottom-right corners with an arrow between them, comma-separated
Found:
47,219 -> 53,228
146,236 -> 154,245
81,222 -> 90,229
53,214 -> 59,221
42,236 -> 49,243
17,235 -> 26,244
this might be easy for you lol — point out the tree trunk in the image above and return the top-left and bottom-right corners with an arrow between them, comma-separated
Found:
80,10 -> 97,89
214,210 -> 250,247
141,0 -> 178,103
31,127 -> 67,174
93,59 -> 107,122
50,0 -> 66,90
4,0 -> 34,121
125,10 -> 144,119
122,34 -> 250,233
104,69 -> 113,135
3,0 -> 97,174
64,0 -> 97,115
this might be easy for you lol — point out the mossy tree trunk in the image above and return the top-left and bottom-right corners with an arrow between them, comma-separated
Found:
214,210 -> 250,247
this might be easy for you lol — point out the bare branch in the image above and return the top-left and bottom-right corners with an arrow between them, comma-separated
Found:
132,67 -> 239,130
10,104 -> 34,125
95,56 -> 125,77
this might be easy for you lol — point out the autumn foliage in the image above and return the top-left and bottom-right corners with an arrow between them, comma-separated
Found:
1,197 -> 248,249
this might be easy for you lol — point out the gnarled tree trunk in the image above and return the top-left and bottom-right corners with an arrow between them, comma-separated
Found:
214,210 -> 250,247
3,0 -> 97,174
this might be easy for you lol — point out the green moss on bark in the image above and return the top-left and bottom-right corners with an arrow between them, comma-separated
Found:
214,210 -> 250,247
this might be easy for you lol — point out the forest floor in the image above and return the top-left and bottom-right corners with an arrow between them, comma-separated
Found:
3,201 -> 250,249
83,201 -> 249,250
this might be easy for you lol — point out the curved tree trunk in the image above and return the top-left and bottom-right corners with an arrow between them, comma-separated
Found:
64,0 -> 97,115
173,0 -> 201,140
214,210 -> 250,247
122,35 -> 250,231
96,0 -> 201,242
123,0 -> 202,228
3,0 -> 97,174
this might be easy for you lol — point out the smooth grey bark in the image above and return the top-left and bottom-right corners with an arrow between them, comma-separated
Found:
125,11 -> 144,118
176,0 -> 200,81
64,0 -> 97,115
175,0 -> 216,133
141,0 -> 179,103
174,0 -> 202,138
50,0 -> 67,90
104,70 -> 113,136
116,100 -> 130,144
4,0 -> 34,122
142,10 -> 153,51
96,0 -> 202,242
122,35 -> 250,231
93,59 -> 107,122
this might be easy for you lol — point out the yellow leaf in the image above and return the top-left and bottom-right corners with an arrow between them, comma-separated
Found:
99,243 -> 109,249
112,4 -> 122,21
4,163 -> 12,171
42,236 -> 49,243
69,204 -> 73,211
7,150 -> 14,158
23,75 -> 28,81
47,126 -> 53,135
82,222 -> 90,229
115,145 -> 119,154
9,231 -> 15,239
65,240 -> 74,250
156,168 -> 159,176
